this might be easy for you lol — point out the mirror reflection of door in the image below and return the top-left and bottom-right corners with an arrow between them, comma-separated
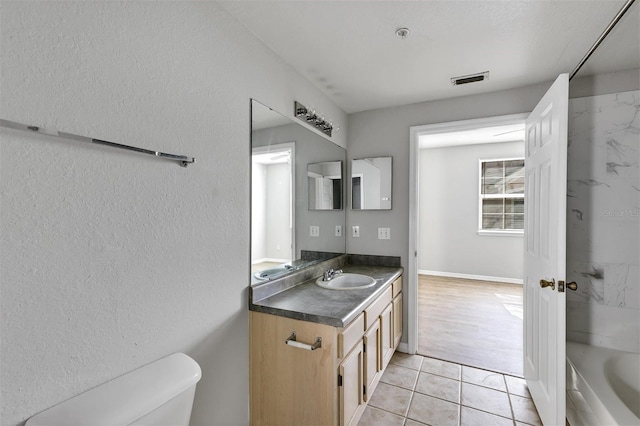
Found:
351,157 -> 392,210
307,161 -> 343,210
352,175 -> 363,209
251,143 -> 295,276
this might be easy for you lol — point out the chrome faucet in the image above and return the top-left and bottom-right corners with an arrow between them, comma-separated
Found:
322,268 -> 343,281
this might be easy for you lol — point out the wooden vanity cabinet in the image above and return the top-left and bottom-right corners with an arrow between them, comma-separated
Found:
250,275 -> 403,426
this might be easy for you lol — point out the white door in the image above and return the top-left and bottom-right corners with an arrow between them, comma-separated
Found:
523,73 -> 568,426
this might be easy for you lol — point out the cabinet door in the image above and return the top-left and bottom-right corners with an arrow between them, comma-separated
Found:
393,292 -> 403,349
339,341 -> 364,426
380,303 -> 394,369
363,319 -> 381,402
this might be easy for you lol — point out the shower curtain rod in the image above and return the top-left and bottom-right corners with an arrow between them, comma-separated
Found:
0,119 -> 196,167
569,0 -> 637,80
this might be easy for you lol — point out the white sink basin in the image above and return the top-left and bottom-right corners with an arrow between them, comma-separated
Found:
316,273 -> 376,290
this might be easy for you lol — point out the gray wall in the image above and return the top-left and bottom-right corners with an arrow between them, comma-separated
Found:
0,2 -> 347,425
419,141 -> 525,281
347,68 -> 640,345
347,82 -> 553,342
252,123 -> 346,258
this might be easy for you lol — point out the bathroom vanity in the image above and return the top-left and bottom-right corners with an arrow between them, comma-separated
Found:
249,258 -> 403,426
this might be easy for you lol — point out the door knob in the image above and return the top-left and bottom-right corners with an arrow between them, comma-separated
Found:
567,281 -> 578,291
539,278 -> 555,290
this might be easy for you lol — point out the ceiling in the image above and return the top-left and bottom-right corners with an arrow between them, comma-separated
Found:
219,0 -> 639,114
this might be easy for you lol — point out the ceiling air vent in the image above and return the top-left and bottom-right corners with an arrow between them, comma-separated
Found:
451,71 -> 489,86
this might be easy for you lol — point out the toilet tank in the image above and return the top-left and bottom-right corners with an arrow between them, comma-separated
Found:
26,353 -> 202,426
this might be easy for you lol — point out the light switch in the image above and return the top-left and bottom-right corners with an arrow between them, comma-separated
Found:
310,226 -> 320,237
335,225 -> 342,237
378,227 -> 390,240
352,226 -> 360,238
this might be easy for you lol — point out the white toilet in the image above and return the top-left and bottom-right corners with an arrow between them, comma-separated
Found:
26,353 -> 202,426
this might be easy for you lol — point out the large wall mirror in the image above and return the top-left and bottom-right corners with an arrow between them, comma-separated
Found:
251,100 -> 346,284
351,156 -> 392,210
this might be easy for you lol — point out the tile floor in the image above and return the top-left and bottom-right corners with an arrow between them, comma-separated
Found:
359,352 -> 542,426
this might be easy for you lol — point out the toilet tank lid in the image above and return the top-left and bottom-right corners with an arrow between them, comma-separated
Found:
26,353 -> 202,426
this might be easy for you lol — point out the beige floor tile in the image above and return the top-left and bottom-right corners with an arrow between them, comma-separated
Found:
367,382 -> 413,417
460,406 -> 514,426
462,366 -> 507,392
404,419 -> 428,426
357,405 -> 405,426
461,382 -> 511,418
407,392 -> 460,426
390,352 -> 424,370
505,375 -> 531,398
510,394 -> 542,426
380,363 -> 420,390
415,371 -> 461,403
420,357 -> 462,380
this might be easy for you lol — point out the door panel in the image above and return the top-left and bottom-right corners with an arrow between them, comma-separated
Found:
363,320 -> 381,402
524,73 -> 568,426
340,342 -> 364,426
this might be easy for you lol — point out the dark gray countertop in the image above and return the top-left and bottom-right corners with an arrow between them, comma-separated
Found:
249,264 -> 403,328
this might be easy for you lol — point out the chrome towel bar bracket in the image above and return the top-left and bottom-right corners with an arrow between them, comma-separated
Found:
0,119 -> 195,167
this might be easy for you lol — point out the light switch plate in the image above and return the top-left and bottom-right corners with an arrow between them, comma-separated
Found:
335,225 -> 342,237
352,225 -> 360,238
310,226 -> 320,237
378,227 -> 390,240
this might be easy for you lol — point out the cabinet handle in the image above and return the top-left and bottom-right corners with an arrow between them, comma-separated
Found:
285,332 -> 322,351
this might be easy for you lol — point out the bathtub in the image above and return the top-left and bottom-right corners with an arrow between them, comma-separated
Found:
566,342 -> 640,426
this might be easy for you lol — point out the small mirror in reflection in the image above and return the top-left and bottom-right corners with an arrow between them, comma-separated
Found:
308,161 -> 343,210
351,157 -> 392,210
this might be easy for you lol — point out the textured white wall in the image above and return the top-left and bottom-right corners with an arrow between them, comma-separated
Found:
0,2 -> 346,425
419,142 -> 525,280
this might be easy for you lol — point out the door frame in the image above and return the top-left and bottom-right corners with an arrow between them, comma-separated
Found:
251,142 -> 296,264
407,113 -> 528,354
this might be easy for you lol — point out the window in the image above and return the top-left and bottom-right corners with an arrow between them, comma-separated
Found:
479,159 -> 524,232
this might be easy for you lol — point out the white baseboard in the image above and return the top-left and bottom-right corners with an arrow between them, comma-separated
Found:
397,342 -> 410,354
418,269 -> 523,285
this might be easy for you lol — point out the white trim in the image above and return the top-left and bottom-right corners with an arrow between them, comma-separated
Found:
478,157 -> 525,232
409,113 -> 529,357
477,230 -> 524,237
418,270 -> 523,285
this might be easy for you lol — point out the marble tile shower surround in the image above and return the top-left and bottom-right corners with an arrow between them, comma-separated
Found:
566,90 -> 640,353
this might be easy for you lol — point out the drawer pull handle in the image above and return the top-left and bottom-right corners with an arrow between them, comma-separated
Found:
285,332 -> 322,351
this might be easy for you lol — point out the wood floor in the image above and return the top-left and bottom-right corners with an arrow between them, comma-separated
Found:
418,275 -> 524,377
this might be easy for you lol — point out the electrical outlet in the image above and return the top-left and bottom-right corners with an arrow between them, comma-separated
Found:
352,225 -> 360,238
310,226 -> 320,237
335,225 -> 342,237
378,227 -> 390,240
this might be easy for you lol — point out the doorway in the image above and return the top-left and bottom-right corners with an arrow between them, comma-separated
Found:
251,142 -> 295,274
408,114 -> 527,376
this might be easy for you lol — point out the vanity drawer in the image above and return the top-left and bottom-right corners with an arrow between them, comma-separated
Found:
365,287 -> 392,330
338,312 -> 364,358
392,277 -> 402,298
